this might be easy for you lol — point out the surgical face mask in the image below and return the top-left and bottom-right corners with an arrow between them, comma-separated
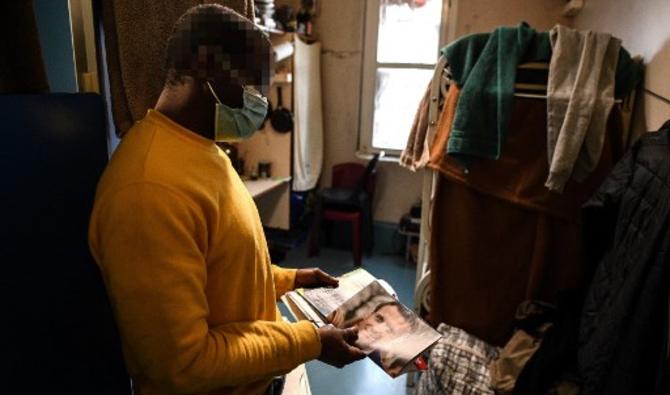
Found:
206,81 -> 268,142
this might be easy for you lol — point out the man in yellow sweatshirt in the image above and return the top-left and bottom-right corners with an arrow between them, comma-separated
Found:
88,5 -> 364,395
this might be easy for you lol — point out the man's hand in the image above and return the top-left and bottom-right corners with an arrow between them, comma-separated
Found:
295,268 -> 338,289
317,325 -> 366,368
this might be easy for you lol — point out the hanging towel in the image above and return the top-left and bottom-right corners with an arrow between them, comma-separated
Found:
101,0 -> 253,136
400,84 -> 431,170
400,55 -> 449,171
545,25 -> 621,193
293,38 -> 324,192
443,23 -> 551,162
428,84 -> 461,166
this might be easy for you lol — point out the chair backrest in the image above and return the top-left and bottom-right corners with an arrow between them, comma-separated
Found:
331,157 -> 379,199
332,163 -> 365,189
0,94 -> 131,394
354,152 -> 381,194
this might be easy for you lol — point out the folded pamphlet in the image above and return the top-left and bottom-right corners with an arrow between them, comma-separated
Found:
281,268 -> 441,377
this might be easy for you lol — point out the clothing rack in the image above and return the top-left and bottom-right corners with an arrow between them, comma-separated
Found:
644,88 -> 670,106
514,92 -> 624,103
514,62 -> 625,103
413,58 -> 633,311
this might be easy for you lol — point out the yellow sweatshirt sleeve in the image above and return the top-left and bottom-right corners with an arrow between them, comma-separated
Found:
272,265 -> 297,298
90,183 -> 320,394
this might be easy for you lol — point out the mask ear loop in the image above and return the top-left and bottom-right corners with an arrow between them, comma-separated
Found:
205,81 -> 223,104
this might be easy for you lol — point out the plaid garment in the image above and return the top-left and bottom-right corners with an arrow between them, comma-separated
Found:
417,324 -> 500,395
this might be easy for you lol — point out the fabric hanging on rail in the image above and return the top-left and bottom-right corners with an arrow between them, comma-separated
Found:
440,23 -> 641,167
428,85 -> 460,166
428,95 -> 625,346
400,84 -> 431,169
101,0 -> 253,136
293,38 -> 324,192
442,22 -> 551,162
400,56 -> 449,171
545,25 -> 622,193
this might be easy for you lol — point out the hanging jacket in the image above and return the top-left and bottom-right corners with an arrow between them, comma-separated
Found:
578,120 -> 670,395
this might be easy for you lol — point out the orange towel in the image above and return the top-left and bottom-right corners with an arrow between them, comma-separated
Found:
428,85 -> 461,166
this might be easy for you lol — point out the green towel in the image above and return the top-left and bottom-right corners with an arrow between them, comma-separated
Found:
443,23 -> 551,161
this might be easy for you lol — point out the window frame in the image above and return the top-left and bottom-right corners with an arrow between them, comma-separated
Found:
357,0 -> 450,158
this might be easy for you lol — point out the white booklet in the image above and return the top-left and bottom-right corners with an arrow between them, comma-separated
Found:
281,268 -> 441,378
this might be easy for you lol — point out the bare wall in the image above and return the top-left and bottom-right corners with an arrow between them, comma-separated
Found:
573,0 -> 670,131
452,0 -> 571,36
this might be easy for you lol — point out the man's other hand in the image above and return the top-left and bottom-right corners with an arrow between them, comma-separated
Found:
317,325 -> 366,368
295,268 -> 338,289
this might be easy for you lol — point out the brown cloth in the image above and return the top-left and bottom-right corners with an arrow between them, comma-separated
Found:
400,56 -> 449,170
428,97 -> 625,346
101,0 -> 253,136
430,95 -> 625,220
400,84 -> 431,169
0,1 -> 49,93
428,84 -> 460,165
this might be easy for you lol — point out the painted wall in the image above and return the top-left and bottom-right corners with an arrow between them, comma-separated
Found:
573,0 -> 670,131
33,0 -> 77,92
451,0 -> 571,37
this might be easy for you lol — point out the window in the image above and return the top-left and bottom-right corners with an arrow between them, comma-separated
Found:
359,0 -> 447,155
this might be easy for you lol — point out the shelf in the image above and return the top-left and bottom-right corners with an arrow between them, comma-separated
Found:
258,25 -> 287,36
244,177 -> 291,199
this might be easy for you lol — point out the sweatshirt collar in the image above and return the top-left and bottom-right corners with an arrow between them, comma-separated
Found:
145,109 -> 218,151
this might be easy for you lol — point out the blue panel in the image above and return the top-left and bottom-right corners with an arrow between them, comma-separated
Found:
33,0 -> 77,92
1,94 -> 130,394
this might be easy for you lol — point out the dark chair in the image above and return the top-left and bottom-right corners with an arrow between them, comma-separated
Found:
0,94 -> 131,394
308,153 -> 382,266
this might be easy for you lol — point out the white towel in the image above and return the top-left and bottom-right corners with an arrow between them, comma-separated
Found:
545,25 -> 621,193
293,38 -> 324,192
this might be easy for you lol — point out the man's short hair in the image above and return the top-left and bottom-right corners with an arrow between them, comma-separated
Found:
165,4 -> 271,87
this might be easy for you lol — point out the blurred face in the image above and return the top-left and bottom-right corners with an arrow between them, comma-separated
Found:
355,304 -> 410,351
196,29 -> 272,109
170,6 -> 273,106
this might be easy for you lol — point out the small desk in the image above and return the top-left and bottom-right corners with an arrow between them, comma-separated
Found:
244,177 -> 291,199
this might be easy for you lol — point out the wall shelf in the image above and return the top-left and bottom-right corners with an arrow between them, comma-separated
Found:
244,177 -> 291,199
